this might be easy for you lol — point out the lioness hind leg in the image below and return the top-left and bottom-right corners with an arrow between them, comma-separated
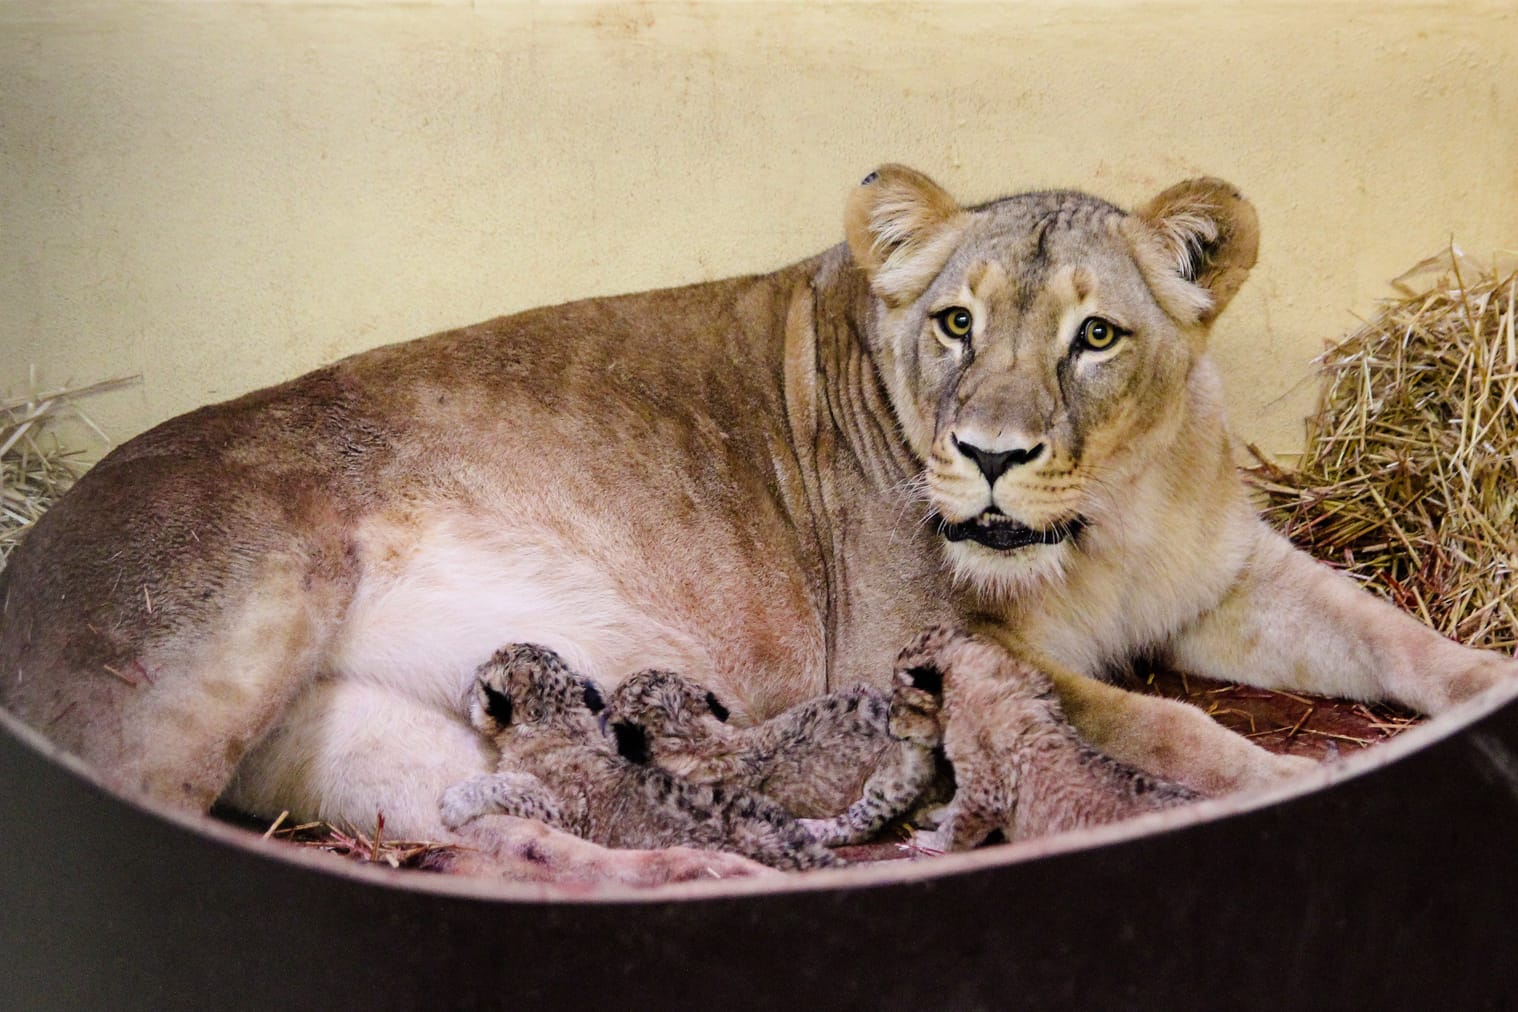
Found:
443,814 -> 775,886
2,552 -> 347,812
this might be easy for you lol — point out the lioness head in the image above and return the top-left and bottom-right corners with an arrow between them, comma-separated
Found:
844,165 -> 1258,596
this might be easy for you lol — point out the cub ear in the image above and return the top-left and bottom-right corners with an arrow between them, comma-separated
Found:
900,664 -> 944,697
1128,178 -> 1260,327
611,722 -> 651,765
481,683 -> 514,726
703,691 -> 731,723
845,164 -> 969,307
580,680 -> 606,714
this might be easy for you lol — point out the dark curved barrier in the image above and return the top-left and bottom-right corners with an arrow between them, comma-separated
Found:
4,686 -> 1518,1011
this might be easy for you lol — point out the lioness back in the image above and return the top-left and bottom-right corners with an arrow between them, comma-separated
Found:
0,251 -> 953,815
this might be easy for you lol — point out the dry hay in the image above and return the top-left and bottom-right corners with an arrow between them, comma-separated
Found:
255,809 -> 459,872
0,375 -> 138,569
1249,246 -> 1518,654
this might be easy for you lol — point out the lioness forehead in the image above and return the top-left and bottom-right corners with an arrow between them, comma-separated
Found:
973,189 -> 1125,254
970,188 -> 1124,236
947,190 -> 1134,307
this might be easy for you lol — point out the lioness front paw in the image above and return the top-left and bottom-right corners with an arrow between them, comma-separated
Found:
1445,652 -> 1518,710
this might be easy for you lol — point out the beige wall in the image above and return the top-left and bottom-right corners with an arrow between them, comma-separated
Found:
3,0 -> 1515,460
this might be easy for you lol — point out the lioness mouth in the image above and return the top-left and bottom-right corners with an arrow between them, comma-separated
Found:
934,511 -> 1085,552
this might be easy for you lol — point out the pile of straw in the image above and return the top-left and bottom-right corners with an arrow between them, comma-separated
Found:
1251,246 -> 1518,652
0,376 -> 136,568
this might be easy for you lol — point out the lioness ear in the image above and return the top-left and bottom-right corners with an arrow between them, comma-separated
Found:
1128,178 -> 1260,327
845,164 -> 969,307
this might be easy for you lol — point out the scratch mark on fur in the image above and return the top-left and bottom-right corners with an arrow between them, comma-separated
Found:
101,663 -> 140,687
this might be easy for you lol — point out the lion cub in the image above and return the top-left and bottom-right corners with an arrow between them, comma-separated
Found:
603,668 -> 948,846
439,644 -> 838,872
898,626 -> 1203,850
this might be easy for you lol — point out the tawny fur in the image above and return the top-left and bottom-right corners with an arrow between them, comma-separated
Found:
898,626 -> 1201,848
603,668 -> 949,845
441,644 -> 837,872
2,165 -> 1514,886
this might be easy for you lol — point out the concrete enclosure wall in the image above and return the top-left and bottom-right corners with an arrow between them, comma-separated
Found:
3,1 -> 1515,459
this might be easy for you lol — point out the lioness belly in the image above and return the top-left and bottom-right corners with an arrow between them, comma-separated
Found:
223,505 -> 830,826
326,510 -> 719,710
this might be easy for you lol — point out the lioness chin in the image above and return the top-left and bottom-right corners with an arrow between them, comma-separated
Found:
2,165 -> 1513,886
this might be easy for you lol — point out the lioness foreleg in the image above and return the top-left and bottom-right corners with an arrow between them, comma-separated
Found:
1167,529 -> 1518,715
974,626 -> 1315,793
1047,668 -> 1316,794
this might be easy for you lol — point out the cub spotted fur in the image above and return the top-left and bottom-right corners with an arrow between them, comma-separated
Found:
894,626 -> 1201,849
3,164 -> 1514,886
603,668 -> 948,846
440,644 -> 837,872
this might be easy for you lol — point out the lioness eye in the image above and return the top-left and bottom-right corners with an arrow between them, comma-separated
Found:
934,306 -> 974,341
1076,316 -> 1125,352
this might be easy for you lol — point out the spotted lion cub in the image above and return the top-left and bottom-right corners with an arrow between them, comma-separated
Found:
897,625 -> 1203,850
603,668 -> 949,846
439,644 -> 838,872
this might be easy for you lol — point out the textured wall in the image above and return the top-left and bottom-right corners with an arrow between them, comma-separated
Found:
2,1 -> 1515,459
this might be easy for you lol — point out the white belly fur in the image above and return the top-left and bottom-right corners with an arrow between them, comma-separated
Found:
331,511 -> 712,705
225,511 -> 711,830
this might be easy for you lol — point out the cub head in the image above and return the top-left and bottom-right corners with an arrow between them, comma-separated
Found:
603,668 -> 733,762
896,623 -> 1056,704
469,642 -> 604,741
845,165 -> 1258,596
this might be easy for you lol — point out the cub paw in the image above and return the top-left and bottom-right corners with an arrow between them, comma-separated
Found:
439,775 -> 492,830
797,816 -> 847,847
909,802 -> 951,830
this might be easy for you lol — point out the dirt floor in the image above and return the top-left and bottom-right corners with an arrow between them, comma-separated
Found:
1140,668 -> 1420,760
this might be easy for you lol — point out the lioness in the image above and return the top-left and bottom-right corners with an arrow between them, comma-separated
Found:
2,165 -> 1513,886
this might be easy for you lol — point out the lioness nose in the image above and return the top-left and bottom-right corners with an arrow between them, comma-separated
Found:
952,434 -> 1045,483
